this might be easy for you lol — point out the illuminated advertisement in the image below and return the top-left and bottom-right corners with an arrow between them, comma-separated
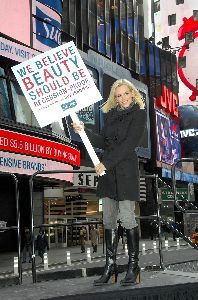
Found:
156,111 -> 181,164
179,105 -> 198,157
0,37 -> 40,63
0,129 -> 80,166
0,151 -> 73,182
0,0 -> 31,45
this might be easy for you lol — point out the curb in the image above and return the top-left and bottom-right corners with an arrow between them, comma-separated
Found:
36,264 -> 128,283
0,275 -> 19,288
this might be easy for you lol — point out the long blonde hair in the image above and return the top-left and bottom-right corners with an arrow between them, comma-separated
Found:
101,79 -> 145,113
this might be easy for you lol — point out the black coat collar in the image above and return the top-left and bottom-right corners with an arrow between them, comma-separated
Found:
107,103 -> 140,120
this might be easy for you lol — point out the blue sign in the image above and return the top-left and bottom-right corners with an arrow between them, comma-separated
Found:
37,0 -> 63,15
34,7 -> 61,49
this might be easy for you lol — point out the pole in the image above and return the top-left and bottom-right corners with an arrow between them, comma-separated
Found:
70,112 -> 105,175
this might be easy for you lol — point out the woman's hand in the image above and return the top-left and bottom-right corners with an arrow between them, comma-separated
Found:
71,122 -> 84,134
95,162 -> 106,176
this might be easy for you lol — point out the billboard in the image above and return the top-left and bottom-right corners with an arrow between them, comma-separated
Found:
32,0 -> 62,52
0,151 -> 73,182
0,128 -> 80,166
0,36 -> 40,63
156,111 -> 181,164
0,0 -> 31,46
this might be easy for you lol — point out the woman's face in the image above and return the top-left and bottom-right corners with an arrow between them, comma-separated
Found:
115,84 -> 134,109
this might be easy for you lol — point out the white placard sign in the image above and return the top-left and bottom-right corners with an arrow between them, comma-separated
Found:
11,41 -> 102,127
12,41 -> 105,174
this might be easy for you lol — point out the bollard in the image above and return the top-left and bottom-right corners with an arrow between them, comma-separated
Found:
44,252 -> 48,270
67,251 -> 71,266
124,243 -> 128,255
14,257 -> 18,275
82,268 -> 87,277
153,241 -> 157,253
176,238 -> 180,250
142,243 -> 146,255
188,237 -> 192,248
86,247 -> 92,263
165,240 -> 169,251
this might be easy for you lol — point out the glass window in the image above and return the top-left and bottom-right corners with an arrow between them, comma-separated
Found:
154,1 -> 160,13
171,53 -> 179,94
148,43 -> 155,97
105,0 -> 111,57
97,0 -> 105,54
120,0 -> 127,65
0,78 -> 12,119
10,81 -> 39,126
160,50 -> 167,84
166,52 -> 172,90
69,0 -> 76,37
81,0 -> 89,46
139,39 -> 146,76
154,46 -> 161,97
51,121 -> 67,138
176,0 -> 184,5
127,0 -> 135,71
168,14 -> 176,26
89,0 -> 97,49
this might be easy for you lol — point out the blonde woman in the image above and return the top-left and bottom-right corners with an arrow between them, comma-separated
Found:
72,79 -> 146,286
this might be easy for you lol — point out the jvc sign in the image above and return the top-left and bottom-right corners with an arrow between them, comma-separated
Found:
155,85 -> 179,119
180,128 -> 198,138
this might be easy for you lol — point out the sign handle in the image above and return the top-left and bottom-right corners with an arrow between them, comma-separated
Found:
70,112 -> 105,176
58,119 -> 64,130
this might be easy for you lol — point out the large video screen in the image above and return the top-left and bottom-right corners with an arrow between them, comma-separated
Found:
179,105 -> 198,158
156,111 -> 181,164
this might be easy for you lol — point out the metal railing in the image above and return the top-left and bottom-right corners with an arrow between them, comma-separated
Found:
29,169 -> 100,283
170,158 -> 198,250
139,174 -> 164,270
172,158 -> 198,213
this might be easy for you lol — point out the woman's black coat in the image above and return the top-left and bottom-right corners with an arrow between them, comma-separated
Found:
85,103 -> 147,201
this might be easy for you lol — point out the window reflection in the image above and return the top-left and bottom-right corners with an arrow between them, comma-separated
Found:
11,81 -> 39,126
0,79 -> 12,119
0,67 -> 12,119
51,121 -> 67,138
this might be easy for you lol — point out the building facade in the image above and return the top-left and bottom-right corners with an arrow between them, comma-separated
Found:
0,0 -> 80,251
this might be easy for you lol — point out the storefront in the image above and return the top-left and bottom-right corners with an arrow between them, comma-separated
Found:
0,128 -> 80,251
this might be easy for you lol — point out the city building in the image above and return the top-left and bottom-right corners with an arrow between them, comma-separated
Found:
0,1 -> 197,250
0,0 -> 80,251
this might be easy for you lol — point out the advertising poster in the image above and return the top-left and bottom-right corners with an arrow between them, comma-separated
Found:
156,111 -> 181,165
12,41 -> 102,127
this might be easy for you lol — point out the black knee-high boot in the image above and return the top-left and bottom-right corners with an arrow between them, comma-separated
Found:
120,227 -> 140,286
93,229 -> 118,286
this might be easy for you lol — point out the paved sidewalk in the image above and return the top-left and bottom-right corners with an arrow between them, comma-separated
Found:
1,268 -> 198,299
0,237 -> 189,276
